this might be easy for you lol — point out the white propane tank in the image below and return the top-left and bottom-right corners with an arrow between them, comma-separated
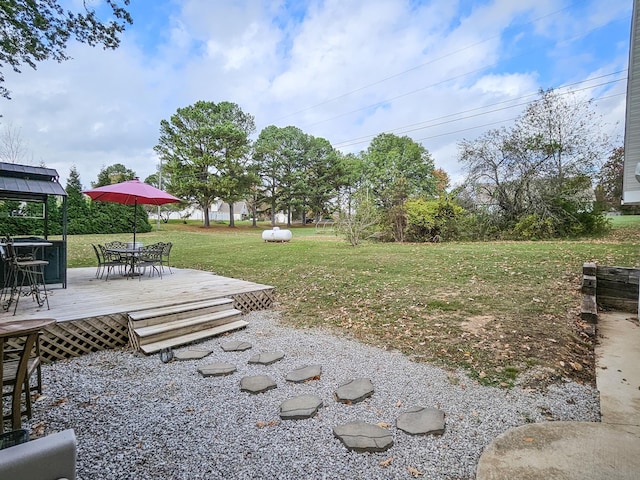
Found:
262,226 -> 292,242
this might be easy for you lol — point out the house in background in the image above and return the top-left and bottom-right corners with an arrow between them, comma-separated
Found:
162,200 -> 288,224
209,200 -> 248,222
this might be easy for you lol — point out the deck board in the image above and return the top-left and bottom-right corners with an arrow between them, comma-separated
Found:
2,267 -> 275,323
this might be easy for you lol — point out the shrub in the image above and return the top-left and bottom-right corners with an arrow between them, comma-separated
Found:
405,197 -> 464,242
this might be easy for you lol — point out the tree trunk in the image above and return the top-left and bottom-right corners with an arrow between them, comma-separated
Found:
271,198 -> 277,226
203,203 -> 210,227
228,203 -> 235,227
252,190 -> 257,227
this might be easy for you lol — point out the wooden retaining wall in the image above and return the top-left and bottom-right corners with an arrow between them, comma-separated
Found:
581,263 -> 640,323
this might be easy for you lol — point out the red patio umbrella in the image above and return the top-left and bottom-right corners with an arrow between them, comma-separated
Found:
83,178 -> 181,245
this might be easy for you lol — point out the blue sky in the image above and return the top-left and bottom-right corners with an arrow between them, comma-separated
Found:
0,0 -> 633,187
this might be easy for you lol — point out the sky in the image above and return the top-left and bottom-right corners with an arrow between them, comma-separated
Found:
0,0 -> 634,189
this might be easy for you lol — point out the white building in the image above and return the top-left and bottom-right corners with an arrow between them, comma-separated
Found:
209,200 -> 249,221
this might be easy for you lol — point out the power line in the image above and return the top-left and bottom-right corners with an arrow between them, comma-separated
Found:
415,91 -> 625,142
286,8 -> 629,138
273,3 -> 578,122
303,12 -> 627,131
332,74 -> 627,149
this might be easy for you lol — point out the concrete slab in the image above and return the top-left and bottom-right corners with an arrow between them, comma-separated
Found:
477,310 -> 640,479
476,422 -> 640,480
596,311 -> 640,426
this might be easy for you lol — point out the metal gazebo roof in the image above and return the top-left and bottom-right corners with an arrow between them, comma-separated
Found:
0,162 -> 67,201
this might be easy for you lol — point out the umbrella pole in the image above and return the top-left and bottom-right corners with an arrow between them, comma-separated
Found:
133,198 -> 137,246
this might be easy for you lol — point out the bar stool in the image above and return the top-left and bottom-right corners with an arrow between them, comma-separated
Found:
3,242 -> 49,315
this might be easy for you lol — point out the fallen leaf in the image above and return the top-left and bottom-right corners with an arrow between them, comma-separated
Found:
256,420 -> 280,428
379,457 -> 394,467
31,421 -> 46,437
523,437 -> 534,443
53,397 -> 67,406
376,422 -> 391,428
407,466 -> 424,477
569,362 -> 583,372
396,400 -> 402,407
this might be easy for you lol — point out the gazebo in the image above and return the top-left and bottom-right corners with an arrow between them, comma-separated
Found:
0,162 -> 68,288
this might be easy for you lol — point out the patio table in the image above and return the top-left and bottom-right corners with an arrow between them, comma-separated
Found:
105,247 -> 141,277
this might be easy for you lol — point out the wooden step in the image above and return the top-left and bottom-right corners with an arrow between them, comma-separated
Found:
140,319 -> 249,354
129,298 -> 235,327
135,309 -> 243,344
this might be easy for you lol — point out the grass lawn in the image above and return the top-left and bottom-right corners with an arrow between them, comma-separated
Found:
64,218 -> 640,388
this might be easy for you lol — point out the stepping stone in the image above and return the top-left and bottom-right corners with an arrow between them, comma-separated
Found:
396,407 -> 446,435
173,348 -> 212,360
220,340 -> 252,352
333,421 -> 393,453
280,394 -> 323,420
198,362 -> 237,377
248,351 -> 285,365
240,375 -> 277,394
335,378 -> 374,404
285,365 -> 322,383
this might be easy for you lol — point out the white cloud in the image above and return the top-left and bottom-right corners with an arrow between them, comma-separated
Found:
0,0 -> 631,190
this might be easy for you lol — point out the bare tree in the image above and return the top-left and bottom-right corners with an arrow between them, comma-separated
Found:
0,122 -> 31,163
459,89 -> 610,236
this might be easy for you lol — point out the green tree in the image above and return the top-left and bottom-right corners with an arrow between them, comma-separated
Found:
253,125 -> 306,227
335,190 -> 380,246
460,89 -> 611,238
144,172 -> 182,223
362,133 -> 437,241
155,101 -> 255,227
595,147 -> 639,213
405,196 -> 464,242
0,0 -> 132,99
92,163 -> 135,187
89,164 -> 150,235
302,135 -> 344,224
65,165 -> 90,234
337,152 -> 365,218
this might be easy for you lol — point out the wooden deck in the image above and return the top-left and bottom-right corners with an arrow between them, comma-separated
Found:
1,267 -> 275,361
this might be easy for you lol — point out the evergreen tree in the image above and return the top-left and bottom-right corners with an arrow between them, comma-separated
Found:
65,166 -> 90,234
